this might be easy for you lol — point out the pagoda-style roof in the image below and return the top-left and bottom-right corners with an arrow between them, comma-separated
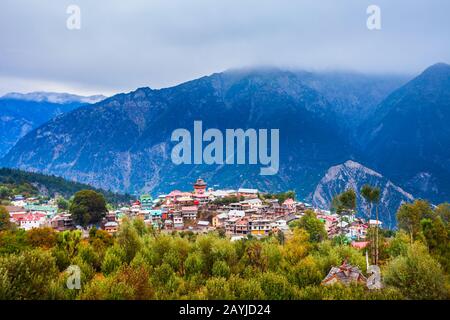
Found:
194,178 -> 207,187
321,261 -> 367,286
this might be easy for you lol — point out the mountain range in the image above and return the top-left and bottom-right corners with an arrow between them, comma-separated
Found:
1,63 -> 449,226
0,92 -> 106,157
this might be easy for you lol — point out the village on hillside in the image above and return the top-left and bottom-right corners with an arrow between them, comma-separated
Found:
4,178 -> 381,249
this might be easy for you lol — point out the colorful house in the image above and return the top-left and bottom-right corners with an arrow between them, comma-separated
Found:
140,194 -> 153,209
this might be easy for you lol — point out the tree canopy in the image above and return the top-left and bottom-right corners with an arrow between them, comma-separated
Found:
69,190 -> 108,226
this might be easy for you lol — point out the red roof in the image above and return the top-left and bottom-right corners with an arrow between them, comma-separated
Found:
351,241 -> 370,249
17,213 -> 46,222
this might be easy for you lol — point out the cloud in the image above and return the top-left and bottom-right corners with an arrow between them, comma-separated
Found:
0,0 -> 449,95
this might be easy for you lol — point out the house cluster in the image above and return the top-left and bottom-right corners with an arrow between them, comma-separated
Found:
4,179 -> 380,244
316,211 -> 383,244
104,178 -> 374,242
5,195 -> 61,231
95,179 -> 308,237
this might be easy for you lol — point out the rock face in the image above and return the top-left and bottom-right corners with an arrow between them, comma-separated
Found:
361,63 -> 450,203
0,92 -> 106,157
310,160 -> 414,228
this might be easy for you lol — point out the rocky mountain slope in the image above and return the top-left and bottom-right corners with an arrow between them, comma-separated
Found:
362,63 -> 450,203
310,160 -> 414,228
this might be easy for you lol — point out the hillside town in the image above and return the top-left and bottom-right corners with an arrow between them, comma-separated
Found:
4,178 -> 381,247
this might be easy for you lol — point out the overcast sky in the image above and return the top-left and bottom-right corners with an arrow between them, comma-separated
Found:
0,0 -> 449,96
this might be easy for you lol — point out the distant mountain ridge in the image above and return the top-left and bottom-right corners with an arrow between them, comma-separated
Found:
0,92 -> 106,157
2,92 -> 106,104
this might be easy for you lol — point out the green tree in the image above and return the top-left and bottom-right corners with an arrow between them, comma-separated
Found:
56,197 -> 69,211
0,186 -> 10,200
212,260 -> 231,278
116,218 -> 142,263
435,203 -> 450,224
228,275 -> 266,299
205,277 -> 234,299
360,185 -> 381,264
331,189 -> 356,215
0,249 -> 59,299
384,242 -> 449,299
102,246 -> 126,275
259,272 -> 296,300
421,217 -> 447,253
132,218 -> 147,237
397,200 -> 433,243
0,206 -> 12,231
295,210 -> 327,243
386,231 -> 410,258
56,230 -> 82,259
331,189 -> 356,242
184,252 -> 204,277
77,242 -> 102,270
0,229 -> 28,254
69,190 -> 107,226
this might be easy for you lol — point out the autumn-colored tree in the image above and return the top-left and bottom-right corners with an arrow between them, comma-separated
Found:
113,265 -> 154,299
25,227 -> 57,249
435,203 -> 450,224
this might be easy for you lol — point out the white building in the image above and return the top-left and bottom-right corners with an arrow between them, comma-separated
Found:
17,214 -> 46,231
228,210 -> 246,219
241,198 -> 263,209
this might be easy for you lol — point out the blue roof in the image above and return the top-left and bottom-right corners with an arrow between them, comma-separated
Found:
149,210 -> 162,216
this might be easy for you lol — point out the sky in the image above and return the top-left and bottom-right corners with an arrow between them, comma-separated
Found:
0,0 -> 449,96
